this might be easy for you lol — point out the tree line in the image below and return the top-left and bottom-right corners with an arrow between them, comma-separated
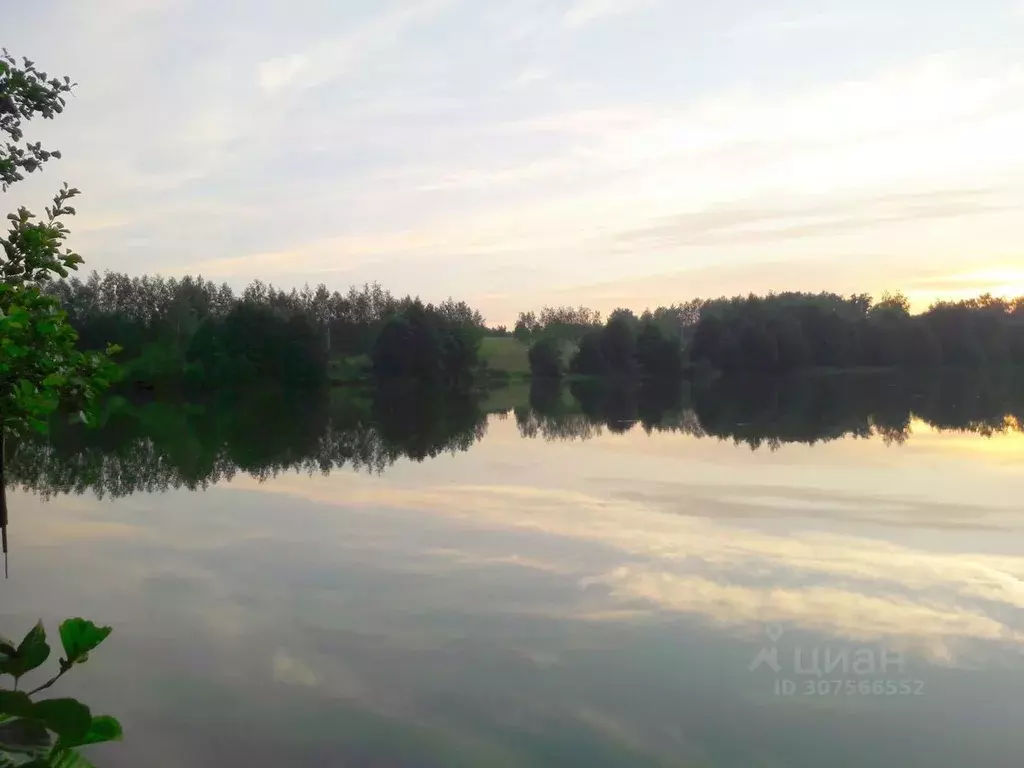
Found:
42,272 -> 1024,389
520,291 -> 1024,379
46,271 -> 486,388
688,291 -> 1024,372
7,41 -> 1024,414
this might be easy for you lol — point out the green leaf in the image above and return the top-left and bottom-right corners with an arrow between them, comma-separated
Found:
31,698 -> 91,743
16,623 -> 50,672
57,620 -> 111,666
49,750 -> 98,768
0,717 -> 52,754
0,634 -> 16,658
74,715 -> 122,747
0,691 -> 35,718
17,623 -> 50,670
0,622 -> 51,680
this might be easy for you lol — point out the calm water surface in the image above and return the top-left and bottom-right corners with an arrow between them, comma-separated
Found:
3,375 -> 1024,767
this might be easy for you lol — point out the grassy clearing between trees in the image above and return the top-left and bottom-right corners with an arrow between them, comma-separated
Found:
479,337 -> 531,376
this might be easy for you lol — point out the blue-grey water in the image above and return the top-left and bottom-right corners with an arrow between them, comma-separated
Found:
3,379 -> 1024,767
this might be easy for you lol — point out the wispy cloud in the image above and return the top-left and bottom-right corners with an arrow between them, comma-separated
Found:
257,54 -> 312,94
127,51 -> 1024,316
563,0 -> 659,28
503,67 -> 552,90
255,0 -> 453,94
728,11 -> 855,39
7,0 -> 1024,318
616,189 -> 1016,249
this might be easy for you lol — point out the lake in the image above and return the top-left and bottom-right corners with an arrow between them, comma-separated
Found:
3,371 -> 1024,767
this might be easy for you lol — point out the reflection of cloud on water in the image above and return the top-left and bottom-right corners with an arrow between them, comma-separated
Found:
418,548 -> 575,575
14,460 -> 1024,765
11,493 -> 147,544
273,649 -> 318,687
609,482 -> 1016,531
232,475 -> 1024,663
589,568 -> 1020,663
33,461 -> 1018,671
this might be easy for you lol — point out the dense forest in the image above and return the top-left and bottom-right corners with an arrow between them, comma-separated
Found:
40,271 -> 1024,389
46,272 -> 484,388
516,291 -> 1024,378
8,369 -> 1022,499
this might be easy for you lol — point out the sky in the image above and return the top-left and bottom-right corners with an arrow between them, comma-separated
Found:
6,0 -> 1024,324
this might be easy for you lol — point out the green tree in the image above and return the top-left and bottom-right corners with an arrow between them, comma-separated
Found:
528,336 -> 564,378
688,314 -> 726,369
871,290 -> 911,318
600,316 -> 638,375
513,311 -> 538,342
186,302 -> 327,387
738,322 -> 778,371
769,314 -> 809,371
1,51 -> 119,540
570,330 -> 609,376
635,322 -> 683,378
437,321 -> 481,387
608,307 -> 640,333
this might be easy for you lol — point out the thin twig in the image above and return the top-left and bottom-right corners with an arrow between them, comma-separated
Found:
26,668 -> 66,697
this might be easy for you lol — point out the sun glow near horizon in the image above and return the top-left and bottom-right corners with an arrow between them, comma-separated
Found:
905,267 -> 1024,312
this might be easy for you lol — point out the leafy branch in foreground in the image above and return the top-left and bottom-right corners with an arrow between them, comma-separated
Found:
0,182 -> 121,440
2,49 -> 121,441
0,618 -> 120,767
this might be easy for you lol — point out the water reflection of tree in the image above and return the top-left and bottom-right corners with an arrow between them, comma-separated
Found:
371,382 -> 488,463
8,370 -> 1023,498
7,386 -> 490,499
520,370 -> 1024,450
515,379 -> 606,442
